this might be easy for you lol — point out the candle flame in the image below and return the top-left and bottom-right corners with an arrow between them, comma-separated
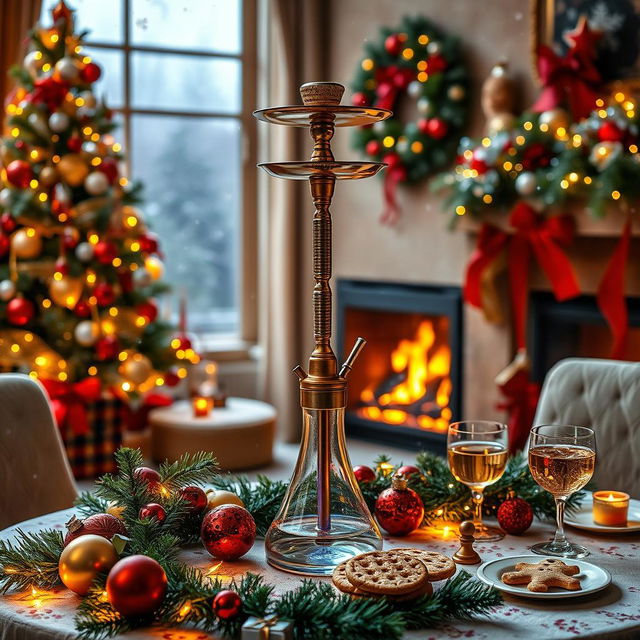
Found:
607,493 -> 615,501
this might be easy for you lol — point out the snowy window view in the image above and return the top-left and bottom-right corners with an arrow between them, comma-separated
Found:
40,0 -> 244,336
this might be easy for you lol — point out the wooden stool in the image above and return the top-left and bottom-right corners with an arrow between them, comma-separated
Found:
150,398 -> 276,470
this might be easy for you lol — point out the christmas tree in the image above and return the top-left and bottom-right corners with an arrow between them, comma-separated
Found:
0,1 -> 197,398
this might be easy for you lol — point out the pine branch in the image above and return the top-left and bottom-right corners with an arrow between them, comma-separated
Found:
158,451 -> 218,490
74,492 -> 109,517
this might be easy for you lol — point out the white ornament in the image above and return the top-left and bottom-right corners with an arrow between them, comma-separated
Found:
76,106 -> 95,120
48,112 -> 70,132
84,171 -> 109,195
427,41 -> 441,55
515,171 -> 537,196
417,97 -> 431,115
27,112 -> 49,137
396,139 -> 409,153
472,185 -> 484,197
79,91 -> 97,108
55,57 -> 79,82
24,51 -> 43,78
407,81 -> 422,98
0,280 -> 16,301
75,242 -> 94,262
54,183 -> 71,204
132,267 -> 153,288
74,320 -> 100,347
0,188 -> 12,208
373,121 -> 386,134
82,141 -> 98,154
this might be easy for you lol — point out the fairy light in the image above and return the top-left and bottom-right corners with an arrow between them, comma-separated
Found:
503,161 -> 513,171
58,372 -> 68,381
91,133 -> 100,142
418,34 -> 429,45
417,71 -> 428,82
455,205 -> 466,216
539,123 -> 549,132
515,135 -> 525,145
560,179 -> 569,189
35,355 -> 47,366
30,150 -> 38,160
417,60 -> 427,71
58,212 -> 68,222
88,233 -> 99,245
112,143 -> 122,152
42,298 -> 52,308
122,381 -> 131,392
514,163 -> 523,172
91,157 -> 102,166
86,271 -> 97,284
569,172 -> 579,183
177,367 -> 188,379
615,91 -> 625,102
29,179 -> 38,189
596,98 -> 604,107
584,176 -> 592,184
119,351 -> 128,361
402,48 -> 414,60
24,333 -> 33,342
523,121 -> 533,131
75,97 -> 85,107
38,193 -> 48,202
630,144 -> 638,153
29,371 -> 38,380
10,127 -> 19,137
50,33 -> 59,43
177,602 -> 192,621
171,338 -> 181,349
82,126 -> 93,136
482,194 -> 493,204
611,190 -> 621,200
130,241 -> 140,252
463,149 -> 473,160
382,136 -> 395,148
52,154 -> 60,163
573,134 -> 582,147
598,109 -> 607,118
82,56 -> 92,64
481,137 -> 491,147
10,343 -> 20,353
42,63 -> 51,72
112,257 -> 122,267
88,295 -> 98,305
361,58 -> 374,71
555,126 -> 567,138
119,177 -> 129,186
155,376 -> 164,386
88,366 -> 98,376
411,141 -> 423,153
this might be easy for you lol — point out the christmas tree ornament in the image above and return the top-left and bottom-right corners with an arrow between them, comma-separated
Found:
58,534 -> 118,595
106,555 -> 167,617
0,279 -> 17,301
64,513 -> 127,547
0,188 -> 12,208
0,234 -> 10,257
179,486 -> 208,514
206,489 -> 244,510
139,503 -> 167,523
426,40 -> 441,54
452,520 -> 481,565
84,171 -> 109,195
55,57 -> 79,82
119,353 -> 153,385
11,227 -> 42,259
75,241 -> 94,262
27,112 -> 49,137
48,111 -> 70,132
133,466 -> 161,491
67,135 -> 83,152
353,465 -> 376,483
374,473 -> 424,535
0,213 -> 16,234
99,157 -> 119,183
73,299 -> 91,318
538,108 -> 570,135
39,165 -> 59,186
201,504 -> 256,560
496,490 -> 533,535
144,255 -> 164,281
598,121 -> 625,143
417,97 -> 431,114
384,33 -> 405,56
515,171 -> 538,196
79,90 -> 97,108
132,266 -> 153,288
95,335 -> 120,361
80,62 -> 102,84
93,282 -> 116,306
397,464 -> 421,477
54,182 -> 72,205
407,80 -> 422,98
481,62 -> 516,135
6,160 -> 33,188
74,319 -> 100,346
24,51 -> 44,77
135,300 -> 158,323
590,141 -> 622,170
138,232 -> 159,254
365,139 -> 381,156
426,117 -> 448,139
7,297 -> 35,326
93,240 -> 117,264
212,589 -> 242,620
57,153 -> 89,186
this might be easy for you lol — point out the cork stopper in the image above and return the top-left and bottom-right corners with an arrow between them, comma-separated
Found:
391,473 -> 408,491
300,82 -> 345,106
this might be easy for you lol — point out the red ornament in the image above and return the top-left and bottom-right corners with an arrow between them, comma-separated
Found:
374,473 -> 424,536
470,148 -> 489,174
353,465 -> 376,483
98,157 -> 119,183
496,491 -> 534,535
352,92 -> 369,107
67,135 -> 83,153
417,118 -> 430,135
118,270 -> 133,293
138,233 -> 159,254
62,227 -> 79,249
212,590 -> 242,620
73,300 -> 91,318
397,465 -> 421,477
80,62 -> 102,84
173,335 -> 192,351
14,140 -> 26,152
93,241 -> 118,264
30,76 -> 68,110
365,140 -> 382,156
425,118 -> 448,140
64,513 -> 127,547
427,53 -> 448,74
164,371 -> 180,387
0,235 -> 10,257
598,121 -> 625,143
93,282 -> 116,306
106,555 -> 167,617
385,33 -> 404,56
136,301 -> 158,323
0,213 -> 16,234
54,258 -> 69,275
201,505 -> 256,561
95,335 -> 120,361
7,297 -> 35,326
133,466 -> 161,491
179,486 -> 208,514
139,503 -> 167,523
382,152 -> 401,169
6,160 -> 33,188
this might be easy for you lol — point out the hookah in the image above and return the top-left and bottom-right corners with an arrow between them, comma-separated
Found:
254,82 -> 391,575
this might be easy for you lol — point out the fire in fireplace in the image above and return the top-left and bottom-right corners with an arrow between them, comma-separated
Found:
337,280 -> 462,452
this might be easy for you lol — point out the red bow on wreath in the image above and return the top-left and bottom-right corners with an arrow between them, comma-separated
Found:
41,376 -> 102,435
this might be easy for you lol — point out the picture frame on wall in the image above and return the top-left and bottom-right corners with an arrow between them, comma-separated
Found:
532,0 -> 640,87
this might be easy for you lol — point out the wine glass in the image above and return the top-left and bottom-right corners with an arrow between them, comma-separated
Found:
528,424 -> 596,558
447,421 -> 508,542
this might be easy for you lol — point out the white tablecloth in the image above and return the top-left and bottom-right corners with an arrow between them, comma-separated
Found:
1,508 -> 639,640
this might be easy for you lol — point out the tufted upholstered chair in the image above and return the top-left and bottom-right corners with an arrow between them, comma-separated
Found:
533,358 -> 640,497
0,373 -> 77,529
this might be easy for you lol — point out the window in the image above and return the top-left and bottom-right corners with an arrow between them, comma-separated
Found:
40,0 -> 257,344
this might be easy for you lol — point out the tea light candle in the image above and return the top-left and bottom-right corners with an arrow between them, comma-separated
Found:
192,396 -> 213,418
593,491 -> 629,526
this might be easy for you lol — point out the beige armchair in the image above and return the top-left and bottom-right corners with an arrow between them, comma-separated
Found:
0,373 -> 77,529
534,358 -> 640,497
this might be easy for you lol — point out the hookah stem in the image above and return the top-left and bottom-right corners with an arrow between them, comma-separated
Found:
317,409 -> 331,532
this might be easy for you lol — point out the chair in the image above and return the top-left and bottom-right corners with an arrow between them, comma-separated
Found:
534,358 -> 640,497
0,373 -> 77,530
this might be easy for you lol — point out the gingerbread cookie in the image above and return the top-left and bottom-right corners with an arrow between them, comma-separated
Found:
345,550 -> 428,595
393,548 -> 456,581
501,558 -> 581,592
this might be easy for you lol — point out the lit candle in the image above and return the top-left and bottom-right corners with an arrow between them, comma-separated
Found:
192,396 -> 212,418
593,491 -> 629,526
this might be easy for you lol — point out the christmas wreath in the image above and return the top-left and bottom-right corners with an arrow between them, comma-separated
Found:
350,15 -> 469,224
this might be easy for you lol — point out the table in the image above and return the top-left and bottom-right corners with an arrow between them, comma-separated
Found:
1,508 -> 639,640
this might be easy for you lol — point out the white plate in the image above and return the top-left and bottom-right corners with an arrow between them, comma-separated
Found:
476,555 -> 611,599
564,495 -> 640,533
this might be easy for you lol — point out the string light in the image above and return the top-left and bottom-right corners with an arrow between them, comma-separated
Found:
560,179 -> 569,189
411,141 -> 423,153
418,34 -> 429,45
482,194 -> 493,204
402,48 -> 414,60
596,98 -> 604,107
455,205 -> 466,215
515,135 -> 525,145
611,190 -> 621,200
382,136 -> 395,148
361,58 -> 374,71
88,366 -> 98,376
417,71 -> 428,82
539,123 -> 549,132
584,176 -> 592,184
568,172 -> 579,183
481,137 -> 491,147
523,121 -> 533,131
29,179 -> 38,189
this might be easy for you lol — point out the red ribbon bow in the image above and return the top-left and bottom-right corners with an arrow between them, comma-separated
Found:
374,65 -> 415,111
531,44 -> 602,121
41,377 -> 102,435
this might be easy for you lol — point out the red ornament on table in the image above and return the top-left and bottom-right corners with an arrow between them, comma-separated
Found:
80,62 -> 102,84
64,513 -> 127,547
93,241 -> 118,265
212,590 -> 242,620
353,465 -> 376,483
93,282 -> 116,306
201,505 -> 256,561
397,464 -> 421,477
598,121 -> 626,143
95,335 -> 120,361
139,503 -> 167,523
133,466 -> 161,491
6,160 -> 33,188
7,297 -> 35,326
179,486 -> 208,514
496,490 -> 534,535
73,299 -> 92,318
0,213 -> 16,234
425,117 -> 448,139
106,555 -> 167,617
136,300 -> 158,323
374,473 -> 424,536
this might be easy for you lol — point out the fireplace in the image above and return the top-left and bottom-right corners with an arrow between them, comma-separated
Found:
530,292 -> 640,382
337,280 -> 462,453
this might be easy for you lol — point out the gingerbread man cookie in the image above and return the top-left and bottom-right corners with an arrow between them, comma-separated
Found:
501,558 -> 581,592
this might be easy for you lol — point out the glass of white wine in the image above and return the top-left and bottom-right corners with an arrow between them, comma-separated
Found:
528,424 -> 596,558
447,421 -> 508,541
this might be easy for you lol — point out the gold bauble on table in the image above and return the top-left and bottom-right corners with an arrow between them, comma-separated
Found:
119,352 -> 153,385
206,489 -> 245,510
58,534 -> 118,595
57,154 -> 89,187
539,108 -> 570,136
49,275 -> 84,309
11,228 -> 42,259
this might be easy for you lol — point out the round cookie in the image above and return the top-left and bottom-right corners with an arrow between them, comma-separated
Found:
393,548 -> 456,581
345,550 -> 428,595
332,561 -> 358,595
350,579 -> 433,602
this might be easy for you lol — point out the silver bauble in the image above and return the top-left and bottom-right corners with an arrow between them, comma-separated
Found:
27,112 -> 49,137
48,112 -> 70,132
132,267 -> 153,288
79,91 -> 97,108
0,188 -> 12,208
75,242 -> 94,262
515,171 -> 538,196
74,320 -> 100,347
84,171 -> 109,195
76,106 -> 96,120
427,41 -> 441,55
24,51 -> 43,78
372,120 -> 387,134
417,97 -> 431,115
0,280 -> 16,302
407,81 -> 422,98
55,57 -> 79,82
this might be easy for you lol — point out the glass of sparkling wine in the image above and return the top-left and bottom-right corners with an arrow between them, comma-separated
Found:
447,421 -> 508,541
528,425 -> 596,558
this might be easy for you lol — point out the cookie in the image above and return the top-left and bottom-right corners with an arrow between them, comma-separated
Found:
332,561 -> 358,595
501,558 -> 581,592
345,550 -> 428,595
393,548 -> 456,581
351,579 -> 433,602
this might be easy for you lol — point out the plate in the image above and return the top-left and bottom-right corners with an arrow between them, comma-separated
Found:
476,555 -> 611,599
564,495 -> 640,533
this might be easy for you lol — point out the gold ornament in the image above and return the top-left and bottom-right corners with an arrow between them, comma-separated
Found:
206,489 -> 245,510
57,154 -> 89,186
49,275 -> 84,309
119,352 -> 153,385
30,147 -> 48,163
590,141 -> 622,170
539,108 -> 570,136
144,256 -> 164,281
39,166 -> 59,186
106,501 -> 125,519
11,228 -> 42,259
58,534 -> 118,595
